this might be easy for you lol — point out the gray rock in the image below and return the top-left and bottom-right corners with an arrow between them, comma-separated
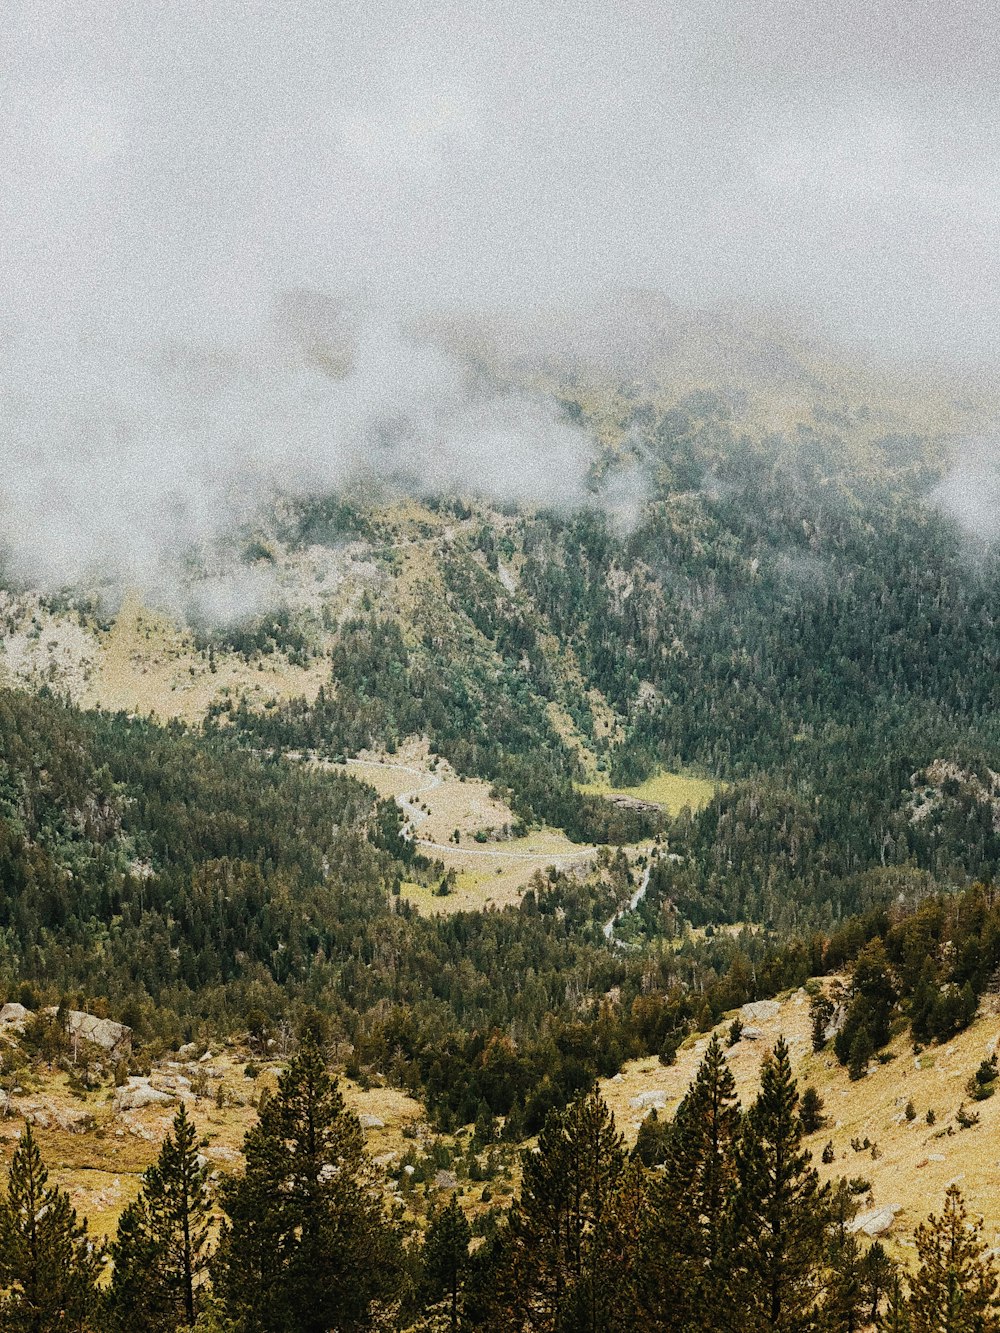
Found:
848,1205 -> 901,1237
358,1114 -> 385,1130
0,1003 -> 30,1031
54,1107 -> 95,1134
42,1007 -> 132,1059
114,1079 -> 175,1111
740,1000 -> 780,1024
630,1091 -> 668,1110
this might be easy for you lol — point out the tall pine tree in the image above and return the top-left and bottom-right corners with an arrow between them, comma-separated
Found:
640,1033 -> 742,1330
0,1124 -> 102,1332
730,1037 -> 830,1333
108,1101 -> 212,1330
905,1186 -> 1000,1333
489,1088 -> 626,1333
422,1193 -> 472,1332
213,1033 -> 402,1333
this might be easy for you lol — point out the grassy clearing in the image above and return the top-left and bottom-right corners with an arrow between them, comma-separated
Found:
80,592 -> 329,724
579,770 -> 718,813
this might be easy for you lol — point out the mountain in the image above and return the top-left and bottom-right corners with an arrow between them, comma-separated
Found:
3,310 -> 1000,1318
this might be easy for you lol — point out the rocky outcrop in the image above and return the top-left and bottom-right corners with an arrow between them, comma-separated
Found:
741,1000 -> 781,1024
0,1003 -> 30,1031
630,1090 -> 668,1110
114,1078 -> 175,1112
60,1010 -> 132,1060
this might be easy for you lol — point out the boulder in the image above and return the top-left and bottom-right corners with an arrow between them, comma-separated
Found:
114,1079 -> 175,1112
848,1205 -> 901,1237
0,1003 -> 30,1031
358,1114 -> 385,1130
54,1106 -> 95,1134
43,1008 -> 132,1060
630,1091 -> 668,1110
740,1025 -> 765,1041
740,1000 -> 780,1024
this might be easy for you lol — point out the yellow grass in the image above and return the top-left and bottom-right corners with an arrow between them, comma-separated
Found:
579,770 -> 718,813
600,988 -> 1000,1259
79,592 -> 329,724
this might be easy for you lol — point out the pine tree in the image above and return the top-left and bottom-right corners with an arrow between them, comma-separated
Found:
862,1242 -> 895,1327
799,1087 -> 826,1135
878,1275 -> 912,1333
213,1034 -> 402,1333
491,1087 -> 626,1332
108,1101 -> 212,1330
730,1037 -> 830,1333
0,1124 -> 102,1332
823,1182 -> 867,1333
422,1194 -> 471,1332
633,1035 -> 743,1331
809,994 -> 834,1052
905,1185 -> 1000,1333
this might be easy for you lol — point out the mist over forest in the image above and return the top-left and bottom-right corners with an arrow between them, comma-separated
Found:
6,5 -> 1000,1332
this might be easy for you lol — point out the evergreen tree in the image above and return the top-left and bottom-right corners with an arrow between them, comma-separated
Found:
823,1182 -> 866,1333
214,1034 -> 402,1333
422,1194 -> 471,1332
799,1087 -> 826,1135
879,1275 -> 912,1333
642,1033 -> 742,1329
862,1242 -> 895,1327
809,995 -> 834,1053
905,1186 -> 1000,1333
730,1038 -> 830,1332
490,1088 -> 626,1332
0,1124 -> 102,1332
108,1102 -> 212,1330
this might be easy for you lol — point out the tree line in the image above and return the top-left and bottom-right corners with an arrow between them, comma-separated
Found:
4,1032 -> 997,1332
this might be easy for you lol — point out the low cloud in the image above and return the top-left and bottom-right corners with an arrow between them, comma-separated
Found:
1,298 -> 592,599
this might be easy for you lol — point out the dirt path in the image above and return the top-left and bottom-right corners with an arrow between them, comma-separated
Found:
603,860 -> 653,947
345,756 -> 595,866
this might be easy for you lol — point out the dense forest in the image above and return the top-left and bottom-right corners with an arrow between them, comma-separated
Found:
6,399 -> 1000,1130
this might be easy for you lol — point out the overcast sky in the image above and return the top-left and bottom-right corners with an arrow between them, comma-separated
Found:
3,0 -> 998,360
2,0 -> 999,590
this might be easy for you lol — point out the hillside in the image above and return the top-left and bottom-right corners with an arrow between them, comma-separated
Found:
4,317 -> 1000,1326
603,984 -> 1000,1258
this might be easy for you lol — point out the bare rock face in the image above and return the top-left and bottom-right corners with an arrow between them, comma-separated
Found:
65,1011 -> 132,1059
39,1007 -> 132,1060
114,1078 -> 175,1112
54,1106 -> 96,1134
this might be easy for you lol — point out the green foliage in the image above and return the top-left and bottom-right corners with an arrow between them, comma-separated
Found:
730,1038 -> 830,1331
799,1086 -> 826,1134
421,1195 -> 472,1331
904,1186 -> 1000,1332
108,1102 -> 212,1330
483,1088 -> 629,1332
214,1035 -> 403,1332
0,1124 -> 102,1331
